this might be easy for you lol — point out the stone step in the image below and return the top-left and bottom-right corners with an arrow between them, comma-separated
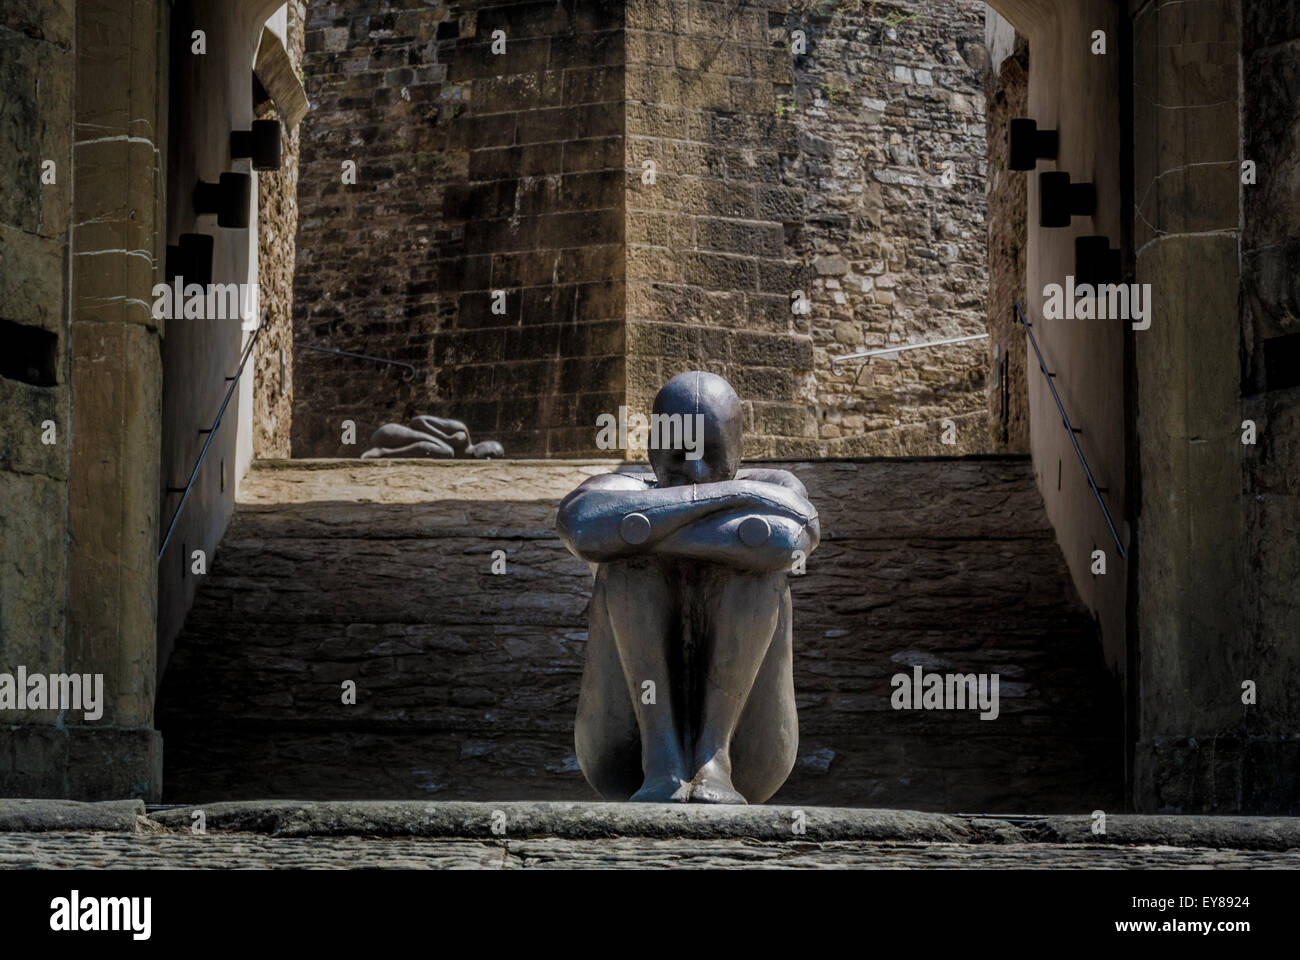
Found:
159,456 -> 1123,810
160,619 -> 1112,734
156,727 -> 1123,812
180,533 -> 1084,630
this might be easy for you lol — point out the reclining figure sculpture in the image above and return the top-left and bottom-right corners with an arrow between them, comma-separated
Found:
360,415 -> 504,459
556,371 -> 820,803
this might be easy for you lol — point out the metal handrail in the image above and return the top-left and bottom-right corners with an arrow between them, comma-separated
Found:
831,332 -> 989,376
298,342 -> 423,382
1014,301 -> 1126,560
157,323 -> 264,563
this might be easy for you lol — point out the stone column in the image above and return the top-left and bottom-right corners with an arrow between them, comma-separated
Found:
64,0 -> 168,800
1130,0 -> 1246,812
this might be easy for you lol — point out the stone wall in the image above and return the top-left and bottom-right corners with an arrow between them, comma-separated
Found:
291,0 -> 993,460
253,1 -> 307,460
624,0 -> 812,459
293,0 -> 628,458
292,0 -> 457,458
1127,0 -> 1300,813
781,0 -> 991,456
439,0 -> 628,457
982,29 -> 1028,452
0,0 -> 76,795
1227,0 -> 1300,812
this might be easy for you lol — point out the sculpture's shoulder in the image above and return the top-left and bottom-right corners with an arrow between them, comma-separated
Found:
571,471 -> 654,494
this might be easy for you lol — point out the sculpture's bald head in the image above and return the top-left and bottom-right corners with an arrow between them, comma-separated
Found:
649,371 -> 743,487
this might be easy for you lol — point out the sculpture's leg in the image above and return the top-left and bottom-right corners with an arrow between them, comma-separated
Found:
728,580 -> 798,804
367,423 -> 438,449
689,570 -> 786,803
359,439 -> 454,459
597,560 -> 692,802
575,564 -> 641,800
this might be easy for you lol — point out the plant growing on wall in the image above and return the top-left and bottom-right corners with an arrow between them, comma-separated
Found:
819,80 -> 846,104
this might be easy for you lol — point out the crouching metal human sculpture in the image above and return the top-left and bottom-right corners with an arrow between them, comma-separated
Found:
360,415 -> 504,459
556,372 -> 820,803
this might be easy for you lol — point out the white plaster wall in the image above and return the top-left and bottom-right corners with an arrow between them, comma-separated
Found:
986,0 -> 1129,673
158,0 -> 291,673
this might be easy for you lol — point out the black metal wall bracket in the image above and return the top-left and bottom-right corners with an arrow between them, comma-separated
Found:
164,233 -> 214,286
230,119 -> 282,170
193,172 -> 251,229
1040,171 -> 1096,228
1008,117 -> 1059,170
1074,236 -> 1122,286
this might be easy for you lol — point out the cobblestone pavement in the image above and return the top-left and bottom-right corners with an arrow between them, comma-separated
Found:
2,833 -> 1299,869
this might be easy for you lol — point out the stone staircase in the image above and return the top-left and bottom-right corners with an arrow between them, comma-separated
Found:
157,456 -> 1123,811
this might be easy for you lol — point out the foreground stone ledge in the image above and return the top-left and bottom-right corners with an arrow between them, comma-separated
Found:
0,799 -> 145,832
147,801 -> 974,843
131,801 -> 1300,850
4,835 -> 1300,870
1022,815 -> 1300,851
5,801 -> 1300,853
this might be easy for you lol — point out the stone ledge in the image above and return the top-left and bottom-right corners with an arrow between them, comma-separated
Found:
145,801 -> 973,842
0,799 -> 145,832
123,801 -> 1300,850
1022,815 -> 1300,851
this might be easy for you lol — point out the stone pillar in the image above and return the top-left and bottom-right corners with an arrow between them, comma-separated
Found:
1130,0 -> 1246,812
63,0 -> 168,799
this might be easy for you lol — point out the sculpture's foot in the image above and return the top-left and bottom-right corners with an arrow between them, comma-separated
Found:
630,773 -> 692,803
688,760 -> 748,804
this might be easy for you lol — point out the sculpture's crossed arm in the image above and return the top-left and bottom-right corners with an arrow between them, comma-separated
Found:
556,471 -> 819,571
653,505 -> 819,572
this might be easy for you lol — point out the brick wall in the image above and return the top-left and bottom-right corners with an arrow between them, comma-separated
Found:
292,0 -> 460,457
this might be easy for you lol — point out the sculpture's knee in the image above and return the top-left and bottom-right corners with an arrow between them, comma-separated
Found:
367,423 -> 424,448
715,570 -> 786,638
594,559 -> 673,614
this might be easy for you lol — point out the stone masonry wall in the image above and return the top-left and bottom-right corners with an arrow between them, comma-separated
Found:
254,0 -> 307,459
0,0 -> 75,793
983,31 -> 1029,453
439,0 -> 627,457
1235,1 -> 1300,812
781,0 -> 990,456
2,0 -> 167,799
292,1 -> 992,460
292,0 -> 457,458
624,0 -> 813,459
293,0 -> 627,458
